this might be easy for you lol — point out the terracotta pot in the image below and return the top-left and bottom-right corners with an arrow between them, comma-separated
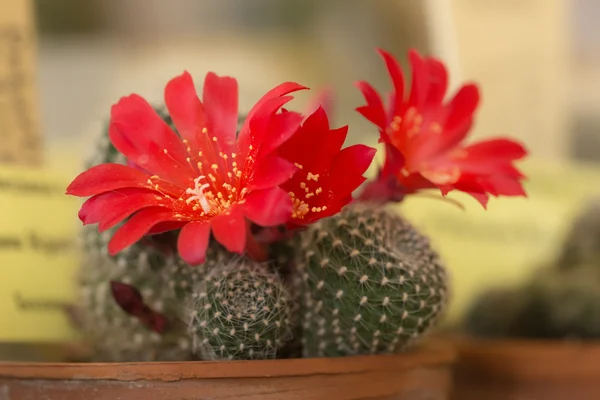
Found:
451,336 -> 600,400
0,340 -> 455,400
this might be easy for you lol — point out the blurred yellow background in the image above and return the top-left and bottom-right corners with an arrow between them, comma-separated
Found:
3,0 -> 600,340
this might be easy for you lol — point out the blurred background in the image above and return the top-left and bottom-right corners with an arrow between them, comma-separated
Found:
4,0 -> 600,337
30,0 -> 589,171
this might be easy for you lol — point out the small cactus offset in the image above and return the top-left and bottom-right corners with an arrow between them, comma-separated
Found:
188,257 -> 292,360
296,203 -> 449,357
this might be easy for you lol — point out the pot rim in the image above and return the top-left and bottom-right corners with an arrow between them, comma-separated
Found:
0,340 -> 455,382
450,334 -> 600,381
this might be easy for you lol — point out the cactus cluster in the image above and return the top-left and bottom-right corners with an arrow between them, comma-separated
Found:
465,199 -> 600,340
74,105 -> 450,362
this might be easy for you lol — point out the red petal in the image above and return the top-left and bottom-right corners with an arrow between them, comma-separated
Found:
381,143 -> 406,178
407,49 -> 429,108
66,163 -> 151,197
243,187 -> 293,226
355,81 -> 387,129
259,109 -> 304,157
423,57 -> 448,107
238,82 -> 307,149
398,172 -> 436,192
247,156 -> 297,191
466,192 -> 489,208
443,84 -> 479,134
177,221 -> 211,266
98,193 -> 172,232
377,48 -> 405,114
211,208 -> 247,253
451,179 -> 488,199
108,207 -> 175,255
276,107 -> 348,172
329,144 -> 377,196
78,188 -> 164,229
408,84 -> 480,164
203,72 -> 239,154
109,94 -> 189,165
109,123 -> 193,188
238,95 -> 297,161
148,221 -> 187,235
483,175 -> 527,197
465,138 -> 528,160
358,175 -> 407,204
164,71 -> 207,161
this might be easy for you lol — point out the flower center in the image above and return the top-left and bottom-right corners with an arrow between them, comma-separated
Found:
185,176 -> 211,213
288,167 -> 328,220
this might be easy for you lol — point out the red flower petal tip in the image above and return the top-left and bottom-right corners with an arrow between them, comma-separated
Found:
356,48 -> 528,208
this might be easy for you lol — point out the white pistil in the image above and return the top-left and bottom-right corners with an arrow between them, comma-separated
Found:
186,176 -> 211,213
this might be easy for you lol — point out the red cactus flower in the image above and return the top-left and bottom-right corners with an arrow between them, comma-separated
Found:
276,106 -> 376,227
356,48 -> 528,208
67,71 -> 307,265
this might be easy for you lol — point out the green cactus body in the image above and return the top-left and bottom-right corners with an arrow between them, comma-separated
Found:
297,203 -> 449,357
76,105 -> 186,361
270,237 -> 304,358
78,224 -> 206,361
188,258 -> 292,360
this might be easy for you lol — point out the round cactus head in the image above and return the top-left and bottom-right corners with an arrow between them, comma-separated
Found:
188,256 -> 292,360
297,202 -> 449,357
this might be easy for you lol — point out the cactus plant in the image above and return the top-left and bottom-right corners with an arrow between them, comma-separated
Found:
188,257 -> 292,360
68,51 -> 528,365
296,202 -> 449,357
76,106 -> 297,361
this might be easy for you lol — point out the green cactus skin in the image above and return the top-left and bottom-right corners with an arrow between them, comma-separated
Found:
188,258 -> 293,360
270,237 -> 304,359
77,224 -> 206,361
296,203 -> 449,357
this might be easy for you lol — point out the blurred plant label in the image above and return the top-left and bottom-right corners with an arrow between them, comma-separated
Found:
397,159 -> 600,326
0,165 -> 79,341
0,0 -> 43,167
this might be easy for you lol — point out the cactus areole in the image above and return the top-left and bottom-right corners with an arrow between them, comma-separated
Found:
67,48 -> 528,362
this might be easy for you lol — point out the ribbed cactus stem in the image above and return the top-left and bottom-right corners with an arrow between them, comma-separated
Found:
297,202 -> 449,357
